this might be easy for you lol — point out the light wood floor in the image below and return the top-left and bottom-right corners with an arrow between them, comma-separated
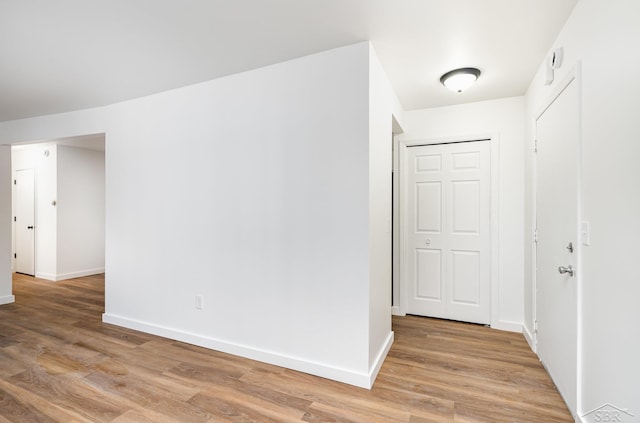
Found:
0,273 -> 573,422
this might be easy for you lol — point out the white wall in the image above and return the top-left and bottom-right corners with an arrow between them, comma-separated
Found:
367,45 -> 398,381
57,145 -> 105,279
0,145 -> 14,305
396,97 -> 525,331
0,42 -> 397,388
524,0 -> 640,417
12,144 -> 58,279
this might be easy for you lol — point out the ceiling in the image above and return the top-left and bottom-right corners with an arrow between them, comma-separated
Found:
0,0 -> 577,123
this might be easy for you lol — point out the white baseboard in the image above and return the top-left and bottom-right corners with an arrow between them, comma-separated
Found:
491,320 -> 522,333
54,268 -> 105,281
391,306 -> 404,316
368,331 -> 394,387
523,323 -> 536,352
36,268 -> 105,282
35,272 -> 56,281
103,313 -> 381,389
0,295 -> 15,305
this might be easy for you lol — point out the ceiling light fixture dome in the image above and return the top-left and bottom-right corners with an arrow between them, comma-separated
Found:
440,67 -> 481,93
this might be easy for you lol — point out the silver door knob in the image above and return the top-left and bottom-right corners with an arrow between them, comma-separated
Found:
558,265 -> 574,277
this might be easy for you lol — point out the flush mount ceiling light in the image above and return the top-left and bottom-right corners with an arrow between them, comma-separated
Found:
440,67 -> 481,93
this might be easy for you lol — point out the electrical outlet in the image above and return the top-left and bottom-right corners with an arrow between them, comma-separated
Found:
195,294 -> 203,310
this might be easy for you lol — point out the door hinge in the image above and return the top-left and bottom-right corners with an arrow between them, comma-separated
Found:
534,319 -> 538,333
534,228 -> 538,243
13,216 -> 16,222
533,139 -> 538,153
14,253 -> 16,259
13,179 -> 16,185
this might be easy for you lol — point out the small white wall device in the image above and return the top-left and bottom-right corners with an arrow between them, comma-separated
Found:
545,47 -> 564,85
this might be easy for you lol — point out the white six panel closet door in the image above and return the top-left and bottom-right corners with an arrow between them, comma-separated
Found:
405,140 -> 491,324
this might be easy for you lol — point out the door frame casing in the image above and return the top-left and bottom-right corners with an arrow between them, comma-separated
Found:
395,134 -> 502,329
532,63 -> 582,416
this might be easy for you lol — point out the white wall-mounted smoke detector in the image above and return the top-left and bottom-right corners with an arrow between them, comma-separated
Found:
545,47 -> 564,85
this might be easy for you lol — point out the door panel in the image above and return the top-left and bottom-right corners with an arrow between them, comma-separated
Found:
452,181 -> 480,232
416,249 -> 442,300
15,168 -> 35,276
452,250 -> 480,304
536,78 -> 579,415
416,154 -> 442,172
405,141 -> 491,324
416,182 -> 441,231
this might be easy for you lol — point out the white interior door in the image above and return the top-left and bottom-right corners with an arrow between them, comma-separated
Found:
404,141 -> 491,324
15,168 -> 35,276
536,77 -> 579,415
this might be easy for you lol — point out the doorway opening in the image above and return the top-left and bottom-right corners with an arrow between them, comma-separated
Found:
10,134 -> 106,283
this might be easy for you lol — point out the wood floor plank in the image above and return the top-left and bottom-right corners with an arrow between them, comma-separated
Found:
0,382 -> 58,423
243,365 -> 455,422
109,410 -> 172,423
0,274 -> 573,422
188,392 -> 290,423
83,371 -> 212,423
199,375 -> 313,417
0,378 -> 88,423
8,368 -> 125,422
